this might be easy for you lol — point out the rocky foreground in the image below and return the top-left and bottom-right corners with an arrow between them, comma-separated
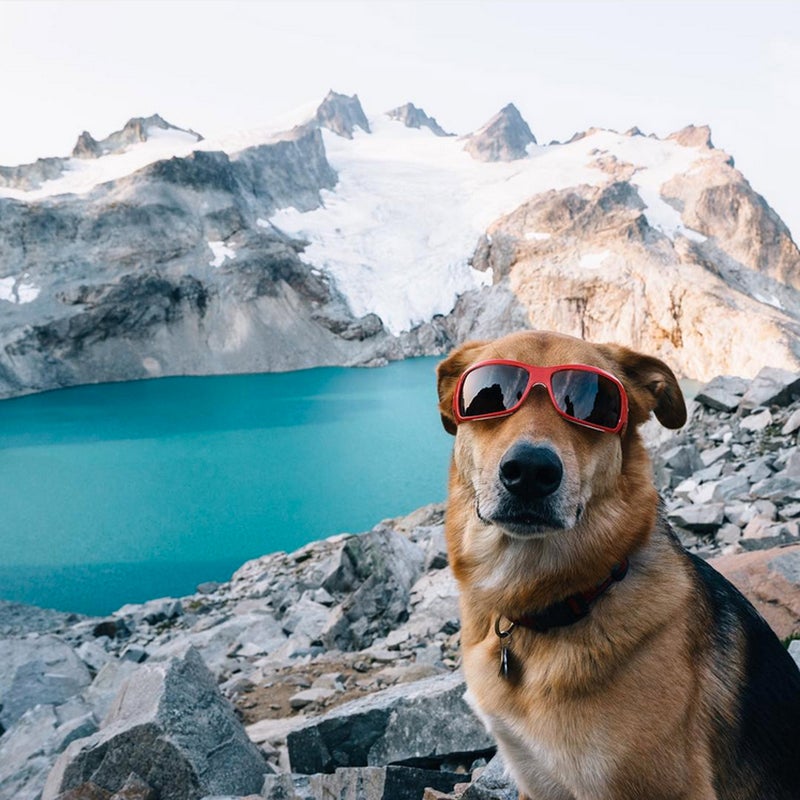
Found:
3,367 -> 800,800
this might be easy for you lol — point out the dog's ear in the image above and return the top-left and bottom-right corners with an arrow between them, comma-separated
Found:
436,340 -> 490,435
598,344 -> 687,429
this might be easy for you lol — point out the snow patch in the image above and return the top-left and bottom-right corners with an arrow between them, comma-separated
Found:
0,275 -> 40,304
754,292 -> 784,310
580,251 -> 611,269
208,241 -> 236,268
525,231 -> 551,241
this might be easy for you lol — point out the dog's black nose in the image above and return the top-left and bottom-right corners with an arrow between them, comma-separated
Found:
499,442 -> 563,498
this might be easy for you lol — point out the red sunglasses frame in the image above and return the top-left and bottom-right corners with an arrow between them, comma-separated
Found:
453,359 -> 629,434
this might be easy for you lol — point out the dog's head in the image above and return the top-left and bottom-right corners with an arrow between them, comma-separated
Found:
437,331 -> 685,588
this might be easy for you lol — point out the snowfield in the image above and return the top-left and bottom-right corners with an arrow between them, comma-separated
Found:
271,117 -> 711,333
0,104 -> 713,333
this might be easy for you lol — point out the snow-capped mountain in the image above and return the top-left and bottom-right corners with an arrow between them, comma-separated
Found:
0,91 -> 798,398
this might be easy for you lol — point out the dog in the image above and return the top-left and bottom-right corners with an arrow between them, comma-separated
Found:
436,330 -> 800,800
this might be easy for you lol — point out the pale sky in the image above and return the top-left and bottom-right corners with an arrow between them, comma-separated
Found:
2,0 -> 799,236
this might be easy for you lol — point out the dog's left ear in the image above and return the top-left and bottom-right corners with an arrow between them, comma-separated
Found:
436,340 -> 490,435
598,344 -> 687,429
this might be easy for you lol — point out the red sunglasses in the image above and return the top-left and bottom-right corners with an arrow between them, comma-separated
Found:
453,359 -> 629,434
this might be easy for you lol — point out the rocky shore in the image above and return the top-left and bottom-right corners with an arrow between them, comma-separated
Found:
2,367 -> 800,800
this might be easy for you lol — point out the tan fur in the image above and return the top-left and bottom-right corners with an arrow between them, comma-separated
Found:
437,331 -> 737,800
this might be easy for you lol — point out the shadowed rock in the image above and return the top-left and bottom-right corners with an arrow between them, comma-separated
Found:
42,647 -> 267,800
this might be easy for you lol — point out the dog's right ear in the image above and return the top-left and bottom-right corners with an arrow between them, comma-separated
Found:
436,340 -> 489,435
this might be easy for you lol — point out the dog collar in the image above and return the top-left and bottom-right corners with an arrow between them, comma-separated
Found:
509,558 -> 629,633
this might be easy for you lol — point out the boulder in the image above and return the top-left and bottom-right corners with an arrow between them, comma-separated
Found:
707,545 -> 800,639
319,528 -> 425,651
0,636 -> 92,729
668,503 -> 724,533
42,647 -> 267,800
286,672 -> 492,774
694,376 -> 749,412
0,703 -> 98,800
462,753 -> 517,800
740,367 -> 800,411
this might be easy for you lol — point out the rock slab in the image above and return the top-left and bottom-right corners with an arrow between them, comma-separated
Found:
286,672 -> 492,774
42,646 -> 266,800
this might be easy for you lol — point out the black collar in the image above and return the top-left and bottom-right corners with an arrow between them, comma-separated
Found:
509,559 -> 629,633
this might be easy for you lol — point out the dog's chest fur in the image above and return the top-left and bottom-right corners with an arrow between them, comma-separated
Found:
470,693 -> 611,800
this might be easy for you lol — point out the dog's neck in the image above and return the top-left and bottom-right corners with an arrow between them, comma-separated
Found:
507,557 -> 630,633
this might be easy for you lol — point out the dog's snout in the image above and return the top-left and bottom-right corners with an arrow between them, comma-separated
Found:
499,442 -> 563,498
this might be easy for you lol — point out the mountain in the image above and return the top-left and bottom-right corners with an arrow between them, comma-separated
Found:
463,102 -> 537,161
387,102 -> 453,137
0,93 -> 798,398
71,114 -> 203,159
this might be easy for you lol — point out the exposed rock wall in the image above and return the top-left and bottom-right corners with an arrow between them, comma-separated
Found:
451,171 -> 800,381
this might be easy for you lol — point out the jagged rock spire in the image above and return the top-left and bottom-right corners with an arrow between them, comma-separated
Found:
314,90 -> 370,139
386,102 -> 453,137
464,103 -> 536,162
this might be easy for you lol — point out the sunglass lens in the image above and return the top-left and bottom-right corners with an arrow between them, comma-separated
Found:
551,369 -> 621,429
459,364 -> 529,418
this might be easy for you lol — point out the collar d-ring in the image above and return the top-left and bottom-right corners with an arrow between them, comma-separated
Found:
494,617 -> 516,638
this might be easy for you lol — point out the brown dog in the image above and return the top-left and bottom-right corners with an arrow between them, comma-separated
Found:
437,331 -> 800,800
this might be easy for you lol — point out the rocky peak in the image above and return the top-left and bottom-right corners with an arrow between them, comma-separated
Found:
464,102 -> 536,162
313,90 -> 370,139
71,114 -> 203,159
668,124 -> 714,150
386,102 -> 452,137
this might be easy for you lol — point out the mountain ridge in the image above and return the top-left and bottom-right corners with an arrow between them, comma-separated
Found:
0,90 -> 798,398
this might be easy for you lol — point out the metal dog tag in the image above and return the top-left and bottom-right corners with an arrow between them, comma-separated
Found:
495,618 -> 516,680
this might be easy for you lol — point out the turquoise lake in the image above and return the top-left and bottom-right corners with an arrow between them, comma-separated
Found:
0,358 -> 453,616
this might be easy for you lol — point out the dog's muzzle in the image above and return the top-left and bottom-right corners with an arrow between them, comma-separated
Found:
481,442 -> 571,535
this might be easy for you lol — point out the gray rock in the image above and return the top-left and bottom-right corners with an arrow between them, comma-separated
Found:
260,773 -> 313,800
657,445 -> 704,482
76,641 -> 112,674
694,376 -> 748,412
120,646 -> 148,664
280,598 -> 333,642
315,765 -> 468,800
286,672 -> 492,774
116,597 -> 183,627
740,408 -> 773,432
782,407 -> 800,435
716,523 -> 742,547
740,367 -> 800,411
712,474 -> 751,502
42,646 -> 267,800
0,636 -> 92,729
319,528 -> 425,651
750,473 -> 800,501
462,753 -> 517,800
0,601 -> 85,638
289,688 -> 336,710
700,444 -> 731,467
81,660 -> 140,723
0,703 -> 99,800
668,503 -> 725,533
783,449 -> 800,477
739,456 -> 774,483
768,549 -> 800,584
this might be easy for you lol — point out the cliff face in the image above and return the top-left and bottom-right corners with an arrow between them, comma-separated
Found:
0,125 -> 407,398
1,98 -> 800,397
